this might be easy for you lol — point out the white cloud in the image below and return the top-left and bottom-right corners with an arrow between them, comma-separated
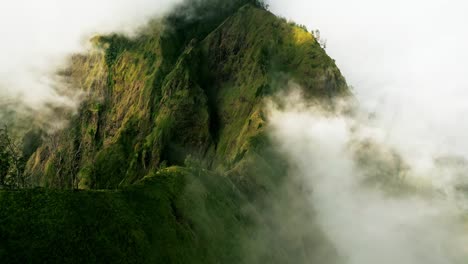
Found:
0,0 -> 182,108
268,0 -> 468,167
267,93 -> 468,263
266,2 -> 468,260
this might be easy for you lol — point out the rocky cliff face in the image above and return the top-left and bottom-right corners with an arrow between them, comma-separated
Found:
1,1 -> 349,263
26,3 -> 347,191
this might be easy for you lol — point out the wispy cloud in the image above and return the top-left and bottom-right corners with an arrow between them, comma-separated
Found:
268,0 -> 468,164
0,0 -> 182,110
267,90 -> 468,263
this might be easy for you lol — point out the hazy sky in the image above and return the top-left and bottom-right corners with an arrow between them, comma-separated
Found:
267,2 -> 468,262
269,0 -> 468,169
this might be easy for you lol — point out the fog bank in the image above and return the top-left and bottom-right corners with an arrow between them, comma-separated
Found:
265,3 -> 468,260
268,0 -> 468,171
268,92 -> 468,263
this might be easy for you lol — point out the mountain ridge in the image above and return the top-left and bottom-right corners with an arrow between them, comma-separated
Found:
0,2 -> 348,263
25,3 -> 348,191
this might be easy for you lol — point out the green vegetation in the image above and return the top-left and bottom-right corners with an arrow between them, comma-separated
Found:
1,1 -> 349,263
0,126 -> 28,188
0,166 -> 337,263
0,167 -> 247,263
24,3 -> 347,190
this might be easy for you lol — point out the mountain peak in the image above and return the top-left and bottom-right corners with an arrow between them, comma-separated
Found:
1,2 -> 348,263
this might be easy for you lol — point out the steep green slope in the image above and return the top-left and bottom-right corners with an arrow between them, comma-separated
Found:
199,5 -> 348,198
1,167 -> 253,263
0,166 -> 338,263
25,3 -> 347,191
1,2 -> 349,263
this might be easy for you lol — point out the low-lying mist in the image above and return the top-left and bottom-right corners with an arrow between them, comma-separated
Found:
268,0 -> 468,167
267,91 -> 468,263
265,1 -> 468,262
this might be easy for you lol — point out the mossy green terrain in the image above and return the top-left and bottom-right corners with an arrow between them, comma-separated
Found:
1,1 -> 348,263
0,166 -> 339,263
0,167 -> 255,263
25,3 -> 347,191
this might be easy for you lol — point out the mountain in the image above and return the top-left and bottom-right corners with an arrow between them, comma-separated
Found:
0,1 -> 349,263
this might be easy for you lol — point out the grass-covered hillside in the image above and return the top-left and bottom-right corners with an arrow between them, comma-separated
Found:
0,1 -> 349,263
0,167 -> 271,263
